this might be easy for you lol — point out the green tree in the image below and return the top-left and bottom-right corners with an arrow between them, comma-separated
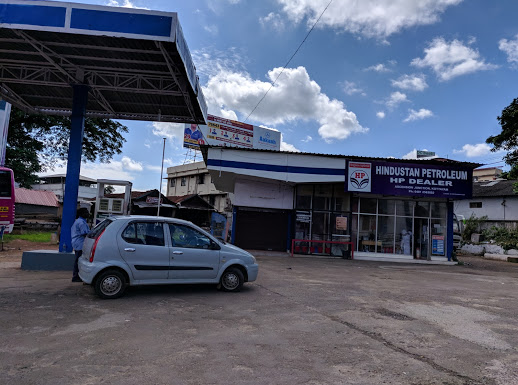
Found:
104,185 -> 115,195
5,107 -> 128,188
487,98 -> 518,180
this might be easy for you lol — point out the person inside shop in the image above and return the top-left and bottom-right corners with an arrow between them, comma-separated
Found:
400,229 -> 412,255
71,207 -> 90,282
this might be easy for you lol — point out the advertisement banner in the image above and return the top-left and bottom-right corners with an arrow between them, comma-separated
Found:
345,160 -> 473,199
432,235 -> 445,255
183,115 -> 280,151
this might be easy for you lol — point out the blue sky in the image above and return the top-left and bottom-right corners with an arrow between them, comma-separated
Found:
43,0 -> 518,192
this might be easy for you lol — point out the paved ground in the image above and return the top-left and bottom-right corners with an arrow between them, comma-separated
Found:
1,252 -> 517,385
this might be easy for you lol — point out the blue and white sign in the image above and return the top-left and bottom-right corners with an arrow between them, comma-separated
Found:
346,160 -> 473,199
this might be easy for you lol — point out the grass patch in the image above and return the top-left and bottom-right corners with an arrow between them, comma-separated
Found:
2,232 -> 53,243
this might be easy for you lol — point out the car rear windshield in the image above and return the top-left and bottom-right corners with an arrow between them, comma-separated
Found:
87,219 -> 113,239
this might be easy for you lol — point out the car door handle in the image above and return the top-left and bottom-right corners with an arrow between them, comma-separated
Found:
172,251 -> 183,255
124,248 -> 136,252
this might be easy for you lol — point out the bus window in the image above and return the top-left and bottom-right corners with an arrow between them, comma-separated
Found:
0,167 -> 15,234
0,170 -> 11,197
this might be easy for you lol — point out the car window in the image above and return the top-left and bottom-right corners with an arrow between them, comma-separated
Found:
169,224 -> 212,249
87,219 -> 113,239
122,222 -> 165,246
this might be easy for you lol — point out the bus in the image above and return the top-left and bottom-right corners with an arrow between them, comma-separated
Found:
0,166 -> 14,234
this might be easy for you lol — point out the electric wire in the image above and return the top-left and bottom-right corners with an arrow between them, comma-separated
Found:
244,0 -> 333,123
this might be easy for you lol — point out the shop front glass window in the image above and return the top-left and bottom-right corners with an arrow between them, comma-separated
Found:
296,185 -> 312,209
415,201 -> 430,217
351,214 -> 358,251
396,217 -> 413,255
313,185 -> 331,210
431,202 -> 447,218
358,215 -> 377,252
360,198 -> 377,214
378,216 -> 395,254
378,199 -> 396,215
312,212 -> 330,241
396,200 -> 414,216
333,185 -> 350,212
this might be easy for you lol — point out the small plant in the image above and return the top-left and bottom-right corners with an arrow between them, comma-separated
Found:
462,214 -> 487,242
482,226 -> 518,251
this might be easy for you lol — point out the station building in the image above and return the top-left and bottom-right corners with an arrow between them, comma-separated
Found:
202,146 -> 478,262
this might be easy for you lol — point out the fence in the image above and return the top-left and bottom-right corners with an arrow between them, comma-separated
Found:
291,239 -> 354,259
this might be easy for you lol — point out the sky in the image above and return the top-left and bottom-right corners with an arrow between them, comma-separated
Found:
40,0 -> 518,192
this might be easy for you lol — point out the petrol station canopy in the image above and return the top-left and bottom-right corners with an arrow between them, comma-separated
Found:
0,0 -> 207,124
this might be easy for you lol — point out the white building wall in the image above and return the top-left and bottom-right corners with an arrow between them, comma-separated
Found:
233,178 -> 294,209
454,197 -> 518,221
207,148 -> 346,183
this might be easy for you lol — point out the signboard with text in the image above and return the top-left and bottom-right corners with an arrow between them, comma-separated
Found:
184,114 -> 281,151
345,160 -> 473,199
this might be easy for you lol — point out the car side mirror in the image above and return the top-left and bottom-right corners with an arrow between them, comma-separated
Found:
210,241 -> 221,250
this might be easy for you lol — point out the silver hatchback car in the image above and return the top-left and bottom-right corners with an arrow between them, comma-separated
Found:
78,216 -> 258,299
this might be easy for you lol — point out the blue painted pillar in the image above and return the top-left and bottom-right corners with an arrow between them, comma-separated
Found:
59,84 -> 89,252
446,200 -> 454,261
231,206 -> 237,245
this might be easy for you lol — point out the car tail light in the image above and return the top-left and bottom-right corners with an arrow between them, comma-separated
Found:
89,229 -> 105,263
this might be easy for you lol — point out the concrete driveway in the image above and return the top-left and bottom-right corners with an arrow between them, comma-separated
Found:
1,253 -> 517,385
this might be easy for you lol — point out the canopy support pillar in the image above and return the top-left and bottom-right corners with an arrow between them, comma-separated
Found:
59,84 -> 89,252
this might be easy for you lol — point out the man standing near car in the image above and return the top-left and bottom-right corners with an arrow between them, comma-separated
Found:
71,207 -> 90,282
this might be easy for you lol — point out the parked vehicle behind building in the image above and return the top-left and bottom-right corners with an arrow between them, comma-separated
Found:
78,216 -> 258,299
453,214 -> 464,250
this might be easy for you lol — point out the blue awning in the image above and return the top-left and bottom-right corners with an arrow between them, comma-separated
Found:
0,0 -> 207,124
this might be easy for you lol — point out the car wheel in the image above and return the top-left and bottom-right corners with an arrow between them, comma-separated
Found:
94,269 -> 126,299
220,267 -> 244,292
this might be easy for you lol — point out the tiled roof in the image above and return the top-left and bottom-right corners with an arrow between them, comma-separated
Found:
167,194 -> 197,204
15,188 -> 59,207
472,180 -> 517,197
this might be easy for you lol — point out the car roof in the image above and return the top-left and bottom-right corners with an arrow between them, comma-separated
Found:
109,215 -> 197,227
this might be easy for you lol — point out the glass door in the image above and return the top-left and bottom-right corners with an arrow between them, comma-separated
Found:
414,218 -> 430,260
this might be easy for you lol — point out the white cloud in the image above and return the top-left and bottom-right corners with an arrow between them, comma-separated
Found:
386,91 -> 409,108
204,24 -> 219,35
192,47 -> 247,83
152,122 -> 185,146
121,156 -> 143,171
391,74 -> 428,91
207,0 -> 241,14
364,63 -> 391,73
280,139 -> 300,152
402,149 -> 418,159
376,111 -> 386,119
343,81 -> 365,96
260,12 -> 286,32
404,108 -> 433,122
276,0 -> 462,39
411,37 -> 497,81
499,35 -> 518,64
302,135 -> 313,142
453,143 -> 492,158
203,66 -> 368,142
106,0 -> 146,9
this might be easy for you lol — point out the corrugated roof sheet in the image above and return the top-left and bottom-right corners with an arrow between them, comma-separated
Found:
472,180 -> 517,197
15,188 -> 59,207
200,145 -> 482,168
